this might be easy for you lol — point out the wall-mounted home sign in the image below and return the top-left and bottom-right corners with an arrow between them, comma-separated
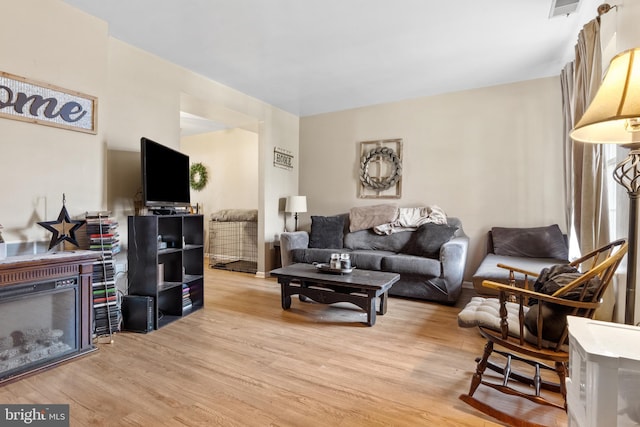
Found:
0,71 -> 97,134
274,147 -> 293,170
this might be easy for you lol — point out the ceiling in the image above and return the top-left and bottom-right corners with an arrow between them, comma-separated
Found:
61,0 -> 602,118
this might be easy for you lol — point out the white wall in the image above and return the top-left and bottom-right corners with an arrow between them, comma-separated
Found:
300,77 -> 566,280
181,128 -> 259,213
181,128 -> 259,253
298,0 -> 640,296
615,1 -> 640,53
105,38 -> 299,274
0,0 -> 108,243
4,0 -> 638,281
1,0 -> 299,275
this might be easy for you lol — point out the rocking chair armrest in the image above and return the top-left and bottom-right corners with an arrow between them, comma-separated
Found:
482,280 -> 601,310
495,263 -> 539,277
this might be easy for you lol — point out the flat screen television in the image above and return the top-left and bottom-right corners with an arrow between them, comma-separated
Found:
141,137 -> 190,212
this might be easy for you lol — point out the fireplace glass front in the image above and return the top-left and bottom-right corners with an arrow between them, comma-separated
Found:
0,276 -> 79,381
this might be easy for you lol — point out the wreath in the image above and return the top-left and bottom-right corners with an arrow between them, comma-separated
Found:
190,162 -> 208,191
359,147 -> 402,190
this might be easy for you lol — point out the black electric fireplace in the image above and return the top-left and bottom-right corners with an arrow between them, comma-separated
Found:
0,251 -> 98,384
0,277 -> 79,380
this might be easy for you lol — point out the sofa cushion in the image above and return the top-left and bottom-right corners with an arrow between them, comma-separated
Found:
402,223 -> 457,258
381,254 -> 441,277
308,215 -> 345,249
491,225 -> 568,260
471,254 -> 569,291
344,229 -> 412,252
292,248 -> 337,264
349,250 -> 393,270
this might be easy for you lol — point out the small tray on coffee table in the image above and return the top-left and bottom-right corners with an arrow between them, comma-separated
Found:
313,262 -> 355,274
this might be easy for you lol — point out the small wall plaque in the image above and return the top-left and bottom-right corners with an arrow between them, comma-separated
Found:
0,71 -> 97,134
274,147 -> 293,170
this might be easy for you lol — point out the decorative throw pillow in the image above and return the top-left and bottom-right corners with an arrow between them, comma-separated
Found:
491,224 -> 568,260
308,215 -> 345,249
402,223 -> 457,258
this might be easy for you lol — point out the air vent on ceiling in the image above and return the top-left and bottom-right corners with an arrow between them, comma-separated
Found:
549,0 -> 581,18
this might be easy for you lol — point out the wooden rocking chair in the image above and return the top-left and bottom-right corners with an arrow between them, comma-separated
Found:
458,238 -> 627,427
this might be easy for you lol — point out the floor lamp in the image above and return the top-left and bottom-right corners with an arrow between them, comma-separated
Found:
570,47 -> 640,325
285,196 -> 307,232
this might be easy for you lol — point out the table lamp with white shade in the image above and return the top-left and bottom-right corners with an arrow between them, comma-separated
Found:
285,196 -> 307,232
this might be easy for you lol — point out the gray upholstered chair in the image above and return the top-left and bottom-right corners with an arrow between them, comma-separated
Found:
471,225 -> 570,296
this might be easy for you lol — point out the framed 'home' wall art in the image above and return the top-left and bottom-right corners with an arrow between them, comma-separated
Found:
358,138 -> 403,199
0,71 -> 97,134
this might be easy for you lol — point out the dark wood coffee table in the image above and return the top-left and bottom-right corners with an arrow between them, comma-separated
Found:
270,263 -> 400,326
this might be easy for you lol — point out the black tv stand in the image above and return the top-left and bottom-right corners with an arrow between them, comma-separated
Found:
127,214 -> 204,329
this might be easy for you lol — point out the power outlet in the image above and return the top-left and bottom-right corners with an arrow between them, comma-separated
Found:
115,263 -> 127,274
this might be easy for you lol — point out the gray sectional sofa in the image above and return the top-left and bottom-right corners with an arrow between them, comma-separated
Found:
279,212 -> 469,304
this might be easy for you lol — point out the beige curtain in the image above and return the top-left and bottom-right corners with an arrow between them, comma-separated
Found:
562,18 -> 613,319
563,19 -> 610,256
561,62 -> 575,249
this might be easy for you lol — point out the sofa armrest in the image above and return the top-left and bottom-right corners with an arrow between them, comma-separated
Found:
440,235 -> 469,297
279,231 -> 309,266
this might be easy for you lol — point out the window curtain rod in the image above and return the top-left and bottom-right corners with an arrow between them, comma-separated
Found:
597,3 -> 616,19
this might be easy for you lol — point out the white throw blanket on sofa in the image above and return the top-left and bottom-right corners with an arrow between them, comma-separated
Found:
373,205 -> 447,235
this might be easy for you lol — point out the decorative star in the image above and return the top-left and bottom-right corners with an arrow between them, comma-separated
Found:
38,204 -> 85,250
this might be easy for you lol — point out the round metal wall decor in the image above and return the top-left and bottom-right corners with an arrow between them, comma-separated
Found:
190,162 -> 208,191
359,146 -> 402,190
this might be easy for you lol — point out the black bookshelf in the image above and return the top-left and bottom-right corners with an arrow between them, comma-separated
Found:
127,215 -> 204,329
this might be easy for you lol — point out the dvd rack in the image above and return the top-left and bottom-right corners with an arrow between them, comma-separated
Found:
86,212 -> 122,338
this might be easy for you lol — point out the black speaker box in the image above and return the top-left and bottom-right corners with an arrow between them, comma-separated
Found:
122,295 -> 154,333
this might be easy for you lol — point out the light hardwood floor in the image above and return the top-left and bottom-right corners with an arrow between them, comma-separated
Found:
0,267 -> 568,426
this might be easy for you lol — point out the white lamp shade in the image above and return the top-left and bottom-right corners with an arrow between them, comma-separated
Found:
285,196 -> 307,213
571,48 -> 640,144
